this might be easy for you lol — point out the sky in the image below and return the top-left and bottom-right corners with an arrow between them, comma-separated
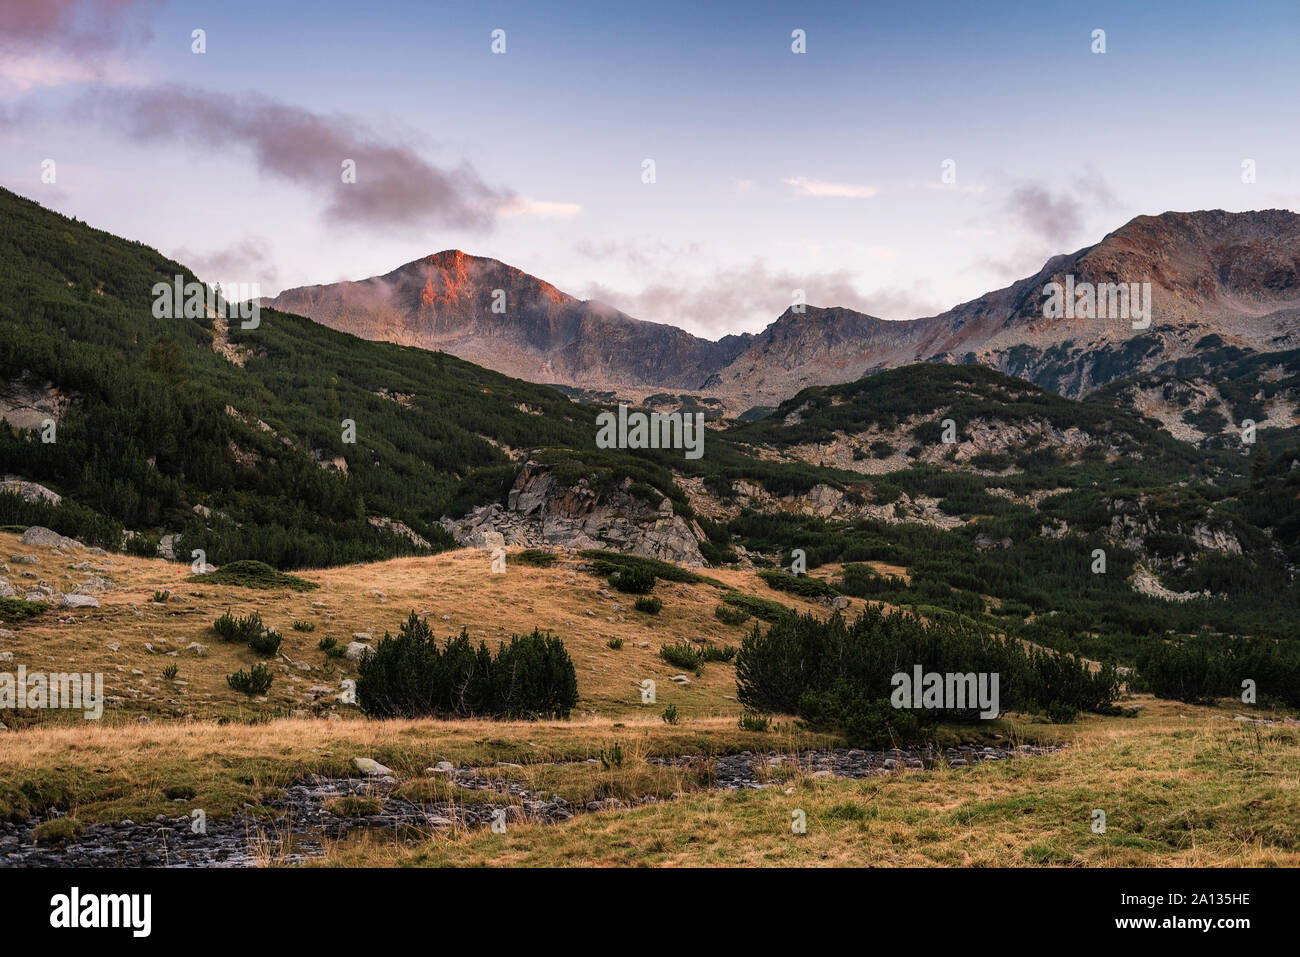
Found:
2,0 -> 1298,338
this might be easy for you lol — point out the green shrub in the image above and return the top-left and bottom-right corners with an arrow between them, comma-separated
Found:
736,606 -> 1120,746
248,627 -> 283,656
610,566 -> 655,594
190,560 -> 318,591
715,604 -> 751,626
162,664 -> 179,680
213,611 -> 263,644
0,598 -> 47,622
292,620 -> 315,632
356,612 -> 579,719
152,590 -> 170,603
227,663 -> 274,695
515,549 -> 557,567
661,704 -> 680,725
633,596 -> 662,614
659,641 -> 703,671
721,591 -> 793,624
1135,636 -> 1300,706
607,637 -> 624,650
738,710 -> 770,733
599,742 -> 624,769
700,643 -> 737,663
759,569 -> 840,599
581,550 -> 709,585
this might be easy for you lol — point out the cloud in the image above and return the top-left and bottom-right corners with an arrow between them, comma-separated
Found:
0,0 -> 158,54
1002,169 -> 1121,244
171,237 -> 279,289
582,258 -> 943,335
498,196 -> 582,219
783,176 -> 878,199
77,85 -> 512,231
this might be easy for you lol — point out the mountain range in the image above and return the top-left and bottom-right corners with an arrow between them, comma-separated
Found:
268,210 -> 1300,423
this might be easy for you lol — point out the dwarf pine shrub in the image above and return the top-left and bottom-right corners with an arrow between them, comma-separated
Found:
356,612 -> 578,719
736,606 -> 1119,746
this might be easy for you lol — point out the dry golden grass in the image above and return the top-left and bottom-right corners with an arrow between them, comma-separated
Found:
0,532 -> 852,724
318,697 -> 1300,868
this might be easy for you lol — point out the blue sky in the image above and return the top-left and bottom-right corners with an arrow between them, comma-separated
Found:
3,0 -> 1298,335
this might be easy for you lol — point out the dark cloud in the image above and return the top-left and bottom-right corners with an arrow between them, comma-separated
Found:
1003,170 -> 1122,245
0,0 -> 158,53
79,85 -> 512,231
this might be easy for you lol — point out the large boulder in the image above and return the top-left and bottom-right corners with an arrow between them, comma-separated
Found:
20,526 -> 82,549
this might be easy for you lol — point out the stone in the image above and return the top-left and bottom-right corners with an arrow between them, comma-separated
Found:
428,761 -> 455,775
669,674 -> 691,684
73,576 -> 114,594
0,580 -> 12,599
10,555 -> 39,565
21,526 -> 83,549
352,757 -> 394,777
344,641 -> 372,661
0,652 -> 12,663
0,480 -> 60,505
185,642 -> 206,655
60,594 -> 99,608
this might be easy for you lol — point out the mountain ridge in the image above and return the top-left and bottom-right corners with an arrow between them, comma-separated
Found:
265,209 -> 1300,416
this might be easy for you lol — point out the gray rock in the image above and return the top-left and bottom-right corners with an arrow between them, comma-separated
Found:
344,641 -> 372,661
352,757 -> 394,777
21,526 -> 82,549
60,594 -> 99,608
10,555 -> 39,565
73,576 -> 114,595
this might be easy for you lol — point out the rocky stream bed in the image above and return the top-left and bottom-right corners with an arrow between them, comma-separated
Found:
0,741 -> 1065,867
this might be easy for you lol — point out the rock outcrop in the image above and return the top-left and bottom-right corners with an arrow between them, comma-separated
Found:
440,459 -> 708,566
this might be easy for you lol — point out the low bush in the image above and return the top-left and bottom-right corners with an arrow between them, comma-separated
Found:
190,560 -> 318,591
515,549 -> 558,567
715,604 -> 751,626
610,566 -> 655,594
736,606 -> 1120,746
0,598 -> 46,622
721,591 -> 794,624
227,663 -> 274,695
659,641 -> 703,671
248,627 -> 282,657
213,611 -> 263,643
760,569 -> 840,599
356,612 -> 579,719
633,596 -> 662,614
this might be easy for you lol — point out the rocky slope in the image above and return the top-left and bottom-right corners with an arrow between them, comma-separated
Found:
267,250 -> 749,390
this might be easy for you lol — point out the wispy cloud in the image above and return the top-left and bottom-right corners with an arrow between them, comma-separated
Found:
582,257 -> 942,334
499,196 -> 582,219
783,176 -> 878,199
77,85 -> 512,231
